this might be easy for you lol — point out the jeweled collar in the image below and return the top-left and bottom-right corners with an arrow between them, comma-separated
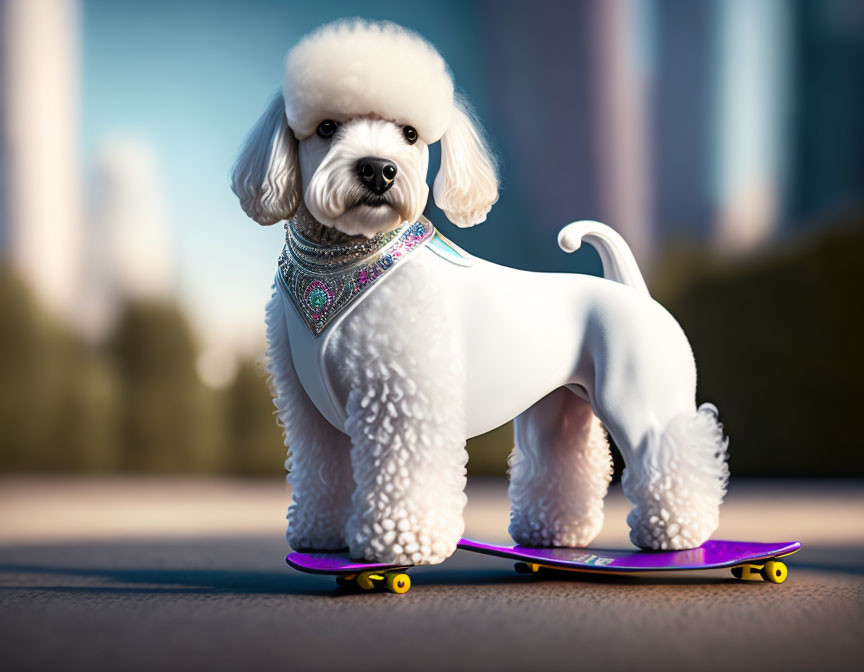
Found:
278,217 -> 434,336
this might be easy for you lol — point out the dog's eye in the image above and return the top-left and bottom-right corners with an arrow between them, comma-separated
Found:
316,120 -> 338,138
402,125 -> 418,144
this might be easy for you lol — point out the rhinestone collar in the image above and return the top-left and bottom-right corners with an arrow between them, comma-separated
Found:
277,217 -> 434,336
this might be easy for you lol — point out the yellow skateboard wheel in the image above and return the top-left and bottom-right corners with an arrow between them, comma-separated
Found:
761,560 -> 788,584
386,572 -> 411,594
356,571 -> 376,590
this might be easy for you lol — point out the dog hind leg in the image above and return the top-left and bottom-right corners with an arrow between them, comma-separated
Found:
599,402 -> 730,551
508,387 -> 613,547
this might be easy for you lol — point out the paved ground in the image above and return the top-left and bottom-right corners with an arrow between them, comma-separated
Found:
1,478 -> 862,671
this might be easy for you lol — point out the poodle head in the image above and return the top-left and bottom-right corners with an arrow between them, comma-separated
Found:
231,19 -> 499,237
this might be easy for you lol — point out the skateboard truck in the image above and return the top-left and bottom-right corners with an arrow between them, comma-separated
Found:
517,558 -> 790,583
337,570 -> 412,594
731,560 -> 788,584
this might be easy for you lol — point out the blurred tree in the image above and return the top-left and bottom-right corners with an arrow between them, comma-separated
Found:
0,265 -> 120,472
0,265 -> 65,469
466,422 -> 513,477
45,344 -> 120,472
227,358 -> 284,476
655,215 -> 864,477
109,300 -> 225,472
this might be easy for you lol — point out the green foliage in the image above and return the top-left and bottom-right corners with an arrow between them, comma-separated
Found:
0,266 -> 62,469
655,219 -> 864,477
226,359 -> 285,476
0,265 -> 120,471
45,341 -> 121,472
466,422 -> 513,477
108,301 -> 225,472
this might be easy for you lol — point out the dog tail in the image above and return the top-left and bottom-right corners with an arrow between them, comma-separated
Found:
558,221 -> 650,296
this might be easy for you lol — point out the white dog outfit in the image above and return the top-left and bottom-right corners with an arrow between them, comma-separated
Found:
232,20 -> 730,567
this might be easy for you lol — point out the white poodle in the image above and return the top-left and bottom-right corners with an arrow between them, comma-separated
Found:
231,20 -> 729,566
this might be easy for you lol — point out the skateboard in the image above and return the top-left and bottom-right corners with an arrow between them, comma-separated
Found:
285,551 -> 414,593
457,538 -> 801,584
286,538 -> 801,593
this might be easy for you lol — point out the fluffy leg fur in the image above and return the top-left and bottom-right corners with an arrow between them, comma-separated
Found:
332,263 -> 468,566
265,288 -> 354,550
621,404 -> 729,550
508,388 -> 613,547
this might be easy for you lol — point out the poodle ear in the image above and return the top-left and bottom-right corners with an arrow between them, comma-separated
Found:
230,93 -> 301,225
432,96 -> 499,227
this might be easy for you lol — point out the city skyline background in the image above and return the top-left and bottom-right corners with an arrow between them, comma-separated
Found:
1,0 -> 863,478
4,0 -> 862,387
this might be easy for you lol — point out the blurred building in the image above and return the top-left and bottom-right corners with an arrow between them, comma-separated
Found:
590,0 -> 656,267
0,0 -> 82,323
480,0 -> 655,271
651,0 -> 715,243
476,0 -> 863,270
79,138 -> 175,341
711,0 -> 791,253
785,0 -> 864,228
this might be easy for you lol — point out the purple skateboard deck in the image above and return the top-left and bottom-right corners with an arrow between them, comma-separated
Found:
286,551 -> 409,575
286,538 -> 801,592
457,538 -> 801,576
286,550 -> 413,593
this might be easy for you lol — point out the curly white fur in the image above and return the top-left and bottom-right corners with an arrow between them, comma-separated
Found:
231,94 -> 301,226
326,262 -> 468,565
432,96 -> 500,227
622,404 -> 730,550
283,20 -> 454,143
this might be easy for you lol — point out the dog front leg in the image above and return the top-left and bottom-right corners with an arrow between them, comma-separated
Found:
284,408 -> 354,552
266,290 -> 354,551
333,261 -> 468,565
343,377 -> 468,566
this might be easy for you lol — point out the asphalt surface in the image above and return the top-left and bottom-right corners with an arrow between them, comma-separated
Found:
1,479 -> 862,671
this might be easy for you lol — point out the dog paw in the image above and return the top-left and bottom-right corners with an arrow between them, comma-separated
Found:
286,526 -> 347,552
509,517 -> 603,548
347,512 -> 462,566
626,504 -> 715,551
622,406 -> 729,550
623,471 -> 721,550
286,503 -> 350,551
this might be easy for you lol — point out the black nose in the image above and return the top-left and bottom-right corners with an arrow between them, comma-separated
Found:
356,157 -> 397,195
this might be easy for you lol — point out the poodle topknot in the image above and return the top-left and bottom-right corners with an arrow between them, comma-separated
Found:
283,20 -> 455,143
